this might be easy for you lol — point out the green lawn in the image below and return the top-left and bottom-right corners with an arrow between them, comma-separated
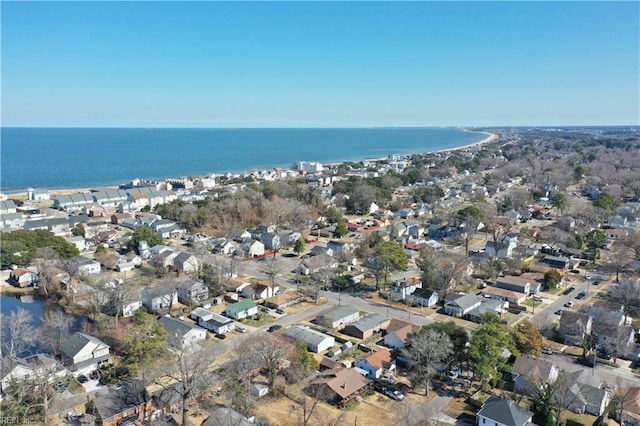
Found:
240,314 -> 275,327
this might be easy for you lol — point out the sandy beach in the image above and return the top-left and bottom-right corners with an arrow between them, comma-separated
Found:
438,131 -> 498,153
4,131 -> 499,200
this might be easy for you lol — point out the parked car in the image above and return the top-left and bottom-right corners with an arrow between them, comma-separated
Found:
90,370 -> 100,380
554,309 -> 562,315
267,325 -> 282,333
586,274 -> 592,280
54,380 -> 67,392
275,308 -> 285,315
575,291 -> 587,299
542,347 -> 553,355
532,295 -> 543,302
215,333 -> 227,340
260,307 -> 271,313
563,301 -> 574,308
597,351 -> 612,360
235,325 -> 247,333
76,374 -> 88,384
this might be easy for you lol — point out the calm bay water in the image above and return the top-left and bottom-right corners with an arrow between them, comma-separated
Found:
0,127 -> 485,191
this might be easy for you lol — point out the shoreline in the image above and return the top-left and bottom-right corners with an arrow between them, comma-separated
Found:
4,130 -> 498,200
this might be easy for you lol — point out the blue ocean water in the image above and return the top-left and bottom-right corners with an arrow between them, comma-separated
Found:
0,127 -> 486,191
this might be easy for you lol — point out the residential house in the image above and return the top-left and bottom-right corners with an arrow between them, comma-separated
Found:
298,253 -> 339,275
177,281 -> 209,306
264,291 -> 305,310
355,348 -> 396,379
316,305 -> 360,329
495,276 -> 539,294
466,299 -> 508,322
70,255 -> 101,275
202,407 -> 255,426
52,192 -> 95,212
327,240 -> 357,256
620,387 -> 640,426
285,325 -> 335,353
511,355 -> 559,396
158,315 -> 207,349
541,255 -> 571,270
1,354 -> 67,393
238,239 -> 265,258
8,268 -> 38,288
592,323 -> 635,357
391,277 -> 422,300
198,312 -> 235,335
172,252 -> 199,274
65,235 -> 87,252
84,380 -> 152,426
225,277 -> 252,294
409,288 -> 439,308
310,245 -> 334,257
225,299 -> 258,320
476,396 -> 533,426
559,311 -> 593,346
342,314 -> 390,340
480,286 -> 526,305
260,233 -> 281,250
60,332 -> 110,372
141,284 -> 179,312
0,199 -> 17,214
228,229 -> 251,242
241,282 -> 278,300
383,319 -> 420,350
561,370 -> 610,416
485,233 -> 519,258
444,293 -> 481,317
1,212 -> 25,229
306,367 -> 371,408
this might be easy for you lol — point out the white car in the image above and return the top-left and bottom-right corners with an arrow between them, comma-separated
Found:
542,347 -> 553,355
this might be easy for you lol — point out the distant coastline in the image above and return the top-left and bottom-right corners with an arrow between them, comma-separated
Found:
1,127 -> 495,197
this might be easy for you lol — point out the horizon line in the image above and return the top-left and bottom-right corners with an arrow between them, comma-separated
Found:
2,124 -> 638,129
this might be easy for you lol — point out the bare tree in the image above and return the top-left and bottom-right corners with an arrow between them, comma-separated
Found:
264,257 -> 280,297
32,247 -> 60,297
157,344 -> 217,426
606,242 -> 632,283
402,329 -> 453,396
40,310 -> 73,356
1,308 -> 38,359
310,264 -> 335,304
246,333 -> 289,387
609,278 -> 640,323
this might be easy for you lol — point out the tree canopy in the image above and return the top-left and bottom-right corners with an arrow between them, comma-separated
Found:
468,316 -> 517,387
127,225 -> 163,253
0,229 -> 79,268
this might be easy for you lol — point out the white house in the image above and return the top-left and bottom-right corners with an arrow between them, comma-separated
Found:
383,319 -> 420,350
225,299 -> 258,320
198,312 -> 235,335
70,256 -> 101,275
444,293 -> 481,317
391,277 -> 422,300
158,315 -> 207,350
60,332 -> 110,372
409,288 -> 439,308
354,348 -> 396,379
512,355 -> 559,396
476,397 -> 533,426
1,354 -> 66,393
142,284 -> 179,312
485,233 -> 519,258
285,325 -> 335,353
316,305 -> 360,329
65,235 -> 87,252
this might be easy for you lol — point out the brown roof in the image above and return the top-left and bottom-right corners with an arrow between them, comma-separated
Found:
386,319 -> 420,342
363,348 -> 393,371
512,355 -> 556,382
10,268 -> 35,277
623,387 -> 640,418
481,286 -> 525,300
312,368 -> 370,400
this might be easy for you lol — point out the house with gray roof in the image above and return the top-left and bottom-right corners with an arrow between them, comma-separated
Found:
198,312 -> 234,335
342,313 -> 390,340
53,192 -> 95,212
444,293 -> 481,317
158,315 -> 207,349
316,305 -> 360,329
142,283 -> 179,312
285,325 -> 335,353
476,396 -> 534,426
70,255 -> 101,275
91,189 -> 128,207
60,332 -> 110,372
511,355 -> 559,396
0,199 -> 17,215
1,212 -> 25,229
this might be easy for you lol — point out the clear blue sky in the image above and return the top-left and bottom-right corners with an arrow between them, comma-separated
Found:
2,1 -> 638,127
